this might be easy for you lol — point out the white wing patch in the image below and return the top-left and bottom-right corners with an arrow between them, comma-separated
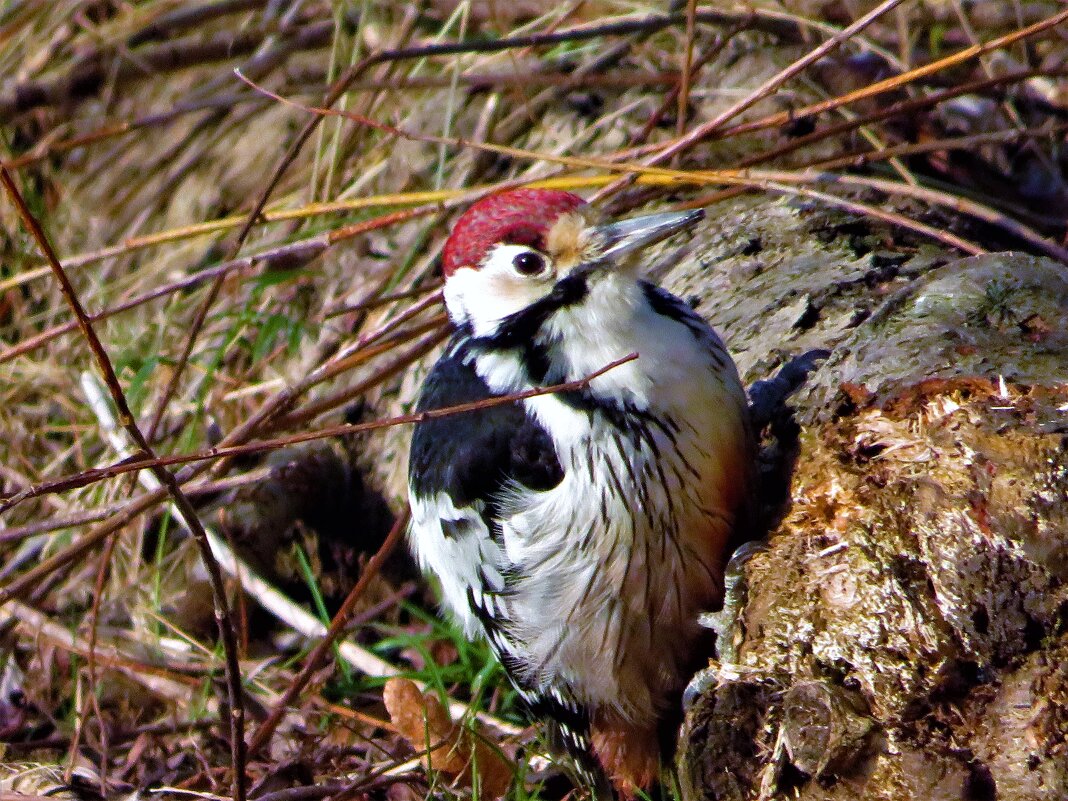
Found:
408,489 -> 507,639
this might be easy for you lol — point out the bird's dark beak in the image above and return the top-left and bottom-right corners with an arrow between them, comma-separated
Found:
594,207 -> 705,263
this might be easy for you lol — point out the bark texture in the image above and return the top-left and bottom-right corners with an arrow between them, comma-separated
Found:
671,212 -> 1068,800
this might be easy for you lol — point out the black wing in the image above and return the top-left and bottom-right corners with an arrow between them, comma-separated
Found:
409,334 -> 563,517
408,332 -> 562,656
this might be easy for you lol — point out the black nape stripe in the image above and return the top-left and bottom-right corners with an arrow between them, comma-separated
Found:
466,271 -> 590,383
473,272 -> 589,353
640,279 -> 707,337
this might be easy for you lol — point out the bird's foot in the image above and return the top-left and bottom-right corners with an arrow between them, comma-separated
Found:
698,540 -> 767,667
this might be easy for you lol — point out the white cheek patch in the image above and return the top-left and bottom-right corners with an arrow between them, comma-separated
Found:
443,247 -> 554,336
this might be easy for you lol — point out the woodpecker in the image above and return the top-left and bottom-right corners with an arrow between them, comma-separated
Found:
407,189 -> 752,797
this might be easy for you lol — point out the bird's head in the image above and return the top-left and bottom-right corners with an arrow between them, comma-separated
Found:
440,189 -> 704,336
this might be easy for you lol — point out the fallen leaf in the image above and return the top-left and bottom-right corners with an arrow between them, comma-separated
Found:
383,677 -> 513,798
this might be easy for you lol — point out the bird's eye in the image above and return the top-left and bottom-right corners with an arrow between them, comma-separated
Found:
512,251 -> 546,276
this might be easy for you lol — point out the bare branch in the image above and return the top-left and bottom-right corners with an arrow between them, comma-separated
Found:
0,165 -> 248,801
3,353 -> 639,510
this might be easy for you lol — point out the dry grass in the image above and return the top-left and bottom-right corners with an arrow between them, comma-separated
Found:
1,1 -> 1066,799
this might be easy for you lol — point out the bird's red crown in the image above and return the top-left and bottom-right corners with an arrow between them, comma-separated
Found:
441,189 -> 586,277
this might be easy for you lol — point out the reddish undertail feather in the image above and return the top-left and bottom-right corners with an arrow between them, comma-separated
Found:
591,714 -> 662,799
441,189 -> 586,276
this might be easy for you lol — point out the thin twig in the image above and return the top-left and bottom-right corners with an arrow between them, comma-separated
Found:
271,323 -> 449,430
705,6 -> 1068,145
333,292 -> 445,354
323,281 -> 443,319
0,20 -> 335,121
235,79 -> 1025,259
763,179 -> 986,256
593,0 -> 908,201
0,70 -> 681,173
808,125 -> 1068,176
84,373 -> 520,738
732,66 -> 1068,171
0,164 -> 248,801
0,467 -> 272,544
127,0 -> 264,46
0,171 -> 696,298
3,717 -> 220,753
0,207 -> 439,364
5,597 -> 204,705
4,353 -> 639,509
631,24 -> 740,148
819,171 -> 1068,261
0,297 -> 451,689
247,507 -> 410,756
736,167 -> 1068,262
676,0 -> 699,147
82,530 -> 118,789
144,4 -> 358,443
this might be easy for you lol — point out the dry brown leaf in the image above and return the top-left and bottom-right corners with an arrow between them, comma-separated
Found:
382,677 -> 514,798
383,676 -> 464,773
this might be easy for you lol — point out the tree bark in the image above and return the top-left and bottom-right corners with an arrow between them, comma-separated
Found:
667,200 -> 1068,800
